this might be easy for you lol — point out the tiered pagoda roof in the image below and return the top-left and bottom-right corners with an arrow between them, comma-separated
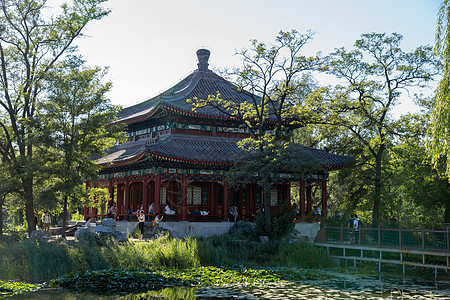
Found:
98,49 -> 352,172
115,49 -> 254,124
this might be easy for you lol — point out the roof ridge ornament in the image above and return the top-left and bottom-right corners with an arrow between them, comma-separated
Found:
196,48 -> 210,71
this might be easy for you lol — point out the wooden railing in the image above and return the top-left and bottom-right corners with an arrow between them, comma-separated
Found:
322,226 -> 450,252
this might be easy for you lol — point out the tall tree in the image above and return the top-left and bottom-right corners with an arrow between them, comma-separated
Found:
41,57 -> 122,238
0,0 -> 110,233
312,33 -> 438,226
431,0 -> 450,177
392,98 -> 450,225
190,30 -> 320,224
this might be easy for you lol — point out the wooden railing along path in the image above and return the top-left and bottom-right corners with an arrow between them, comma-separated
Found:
315,226 -> 450,277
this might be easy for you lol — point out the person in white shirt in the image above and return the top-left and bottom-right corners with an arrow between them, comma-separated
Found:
138,210 -> 145,239
42,212 -> 51,231
152,214 -> 163,235
85,217 -> 96,233
353,214 -> 361,244
164,204 -> 175,215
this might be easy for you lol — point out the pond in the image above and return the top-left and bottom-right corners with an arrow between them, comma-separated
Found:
8,269 -> 450,299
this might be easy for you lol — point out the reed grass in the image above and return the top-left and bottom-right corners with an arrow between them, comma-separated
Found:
0,232 -> 334,282
0,234 -> 200,282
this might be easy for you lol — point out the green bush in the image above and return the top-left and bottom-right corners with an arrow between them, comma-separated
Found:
197,234 -> 280,266
273,240 -> 335,268
254,205 -> 296,239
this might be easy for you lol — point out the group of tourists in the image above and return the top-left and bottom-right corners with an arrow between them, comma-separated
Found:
347,214 -> 361,244
107,204 -> 118,219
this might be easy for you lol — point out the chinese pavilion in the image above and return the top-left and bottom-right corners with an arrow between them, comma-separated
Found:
86,49 -> 351,222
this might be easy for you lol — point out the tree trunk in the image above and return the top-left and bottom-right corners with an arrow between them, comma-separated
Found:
0,195 -> 4,237
24,178 -> 35,234
444,181 -> 450,223
263,174 -> 271,226
62,195 -> 68,239
372,147 -> 384,227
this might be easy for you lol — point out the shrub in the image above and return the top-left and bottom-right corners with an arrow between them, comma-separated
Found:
273,240 -> 335,268
197,234 -> 280,266
254,205 -> 296,239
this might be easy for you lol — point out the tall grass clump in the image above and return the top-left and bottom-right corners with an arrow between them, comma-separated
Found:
0,237 -> 74,282
272,239 -> 335,268
198,234 -> 280,266
110,234 -> 200,269
0,233 -> 201,282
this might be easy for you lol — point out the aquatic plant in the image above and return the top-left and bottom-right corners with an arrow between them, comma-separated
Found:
0,280 -> 40,296
50,268 -> 184,295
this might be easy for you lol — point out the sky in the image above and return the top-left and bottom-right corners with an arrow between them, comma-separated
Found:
69,0 -> 441,114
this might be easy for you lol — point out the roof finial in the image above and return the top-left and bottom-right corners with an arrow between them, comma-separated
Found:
196,49 -> 210,71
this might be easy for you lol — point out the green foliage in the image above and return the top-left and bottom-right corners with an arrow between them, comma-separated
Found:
0,235 -> 200,282
41,56 -> 124,236
309,32 -> 439,226
124,287 -> 197,300
432,0 -> 450,177
113,235 -> 201,270
75,230 -> 113,246
51,266 -> 281,295
0,0 -> 112,233
229,221 -> 259,241
273,240 -> 335,268
50,268 -> 184,295
0,280 -> 40,297
254,205 -> 296,239
197,234 -> 280,266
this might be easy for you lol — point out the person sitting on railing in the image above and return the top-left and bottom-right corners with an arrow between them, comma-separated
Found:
312,205 -> 321,216
164,204 -> 175,215
110,205 -> 118,220
149,202 -> 155,215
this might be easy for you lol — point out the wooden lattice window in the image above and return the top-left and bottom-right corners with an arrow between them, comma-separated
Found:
160,187 -> 167,204
187,186 -> 202,205
271,188 -> 278,206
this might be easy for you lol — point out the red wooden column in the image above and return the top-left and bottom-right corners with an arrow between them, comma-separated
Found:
108,179 -> 114,206
143,175 -> 149,214
154,173 -> 161,215
223,181 -> 229,221
248,184 -> 254,220
306,183 -> 312,215
210,182 -> 215,214
299,179 -> 306,218
321,179 -> 328,218
92,182 -> 98,216
116,183 -> 122,215
124,177 -> 130,215
131,178 -> 139,211
84,180 -> 91,219
181,174 -> 187,221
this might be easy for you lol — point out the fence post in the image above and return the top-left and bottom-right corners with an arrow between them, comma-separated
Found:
447,228 -> 450,252
378,225 -> 381,247
421,227 -> 425,250
340,224 -> 343,244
